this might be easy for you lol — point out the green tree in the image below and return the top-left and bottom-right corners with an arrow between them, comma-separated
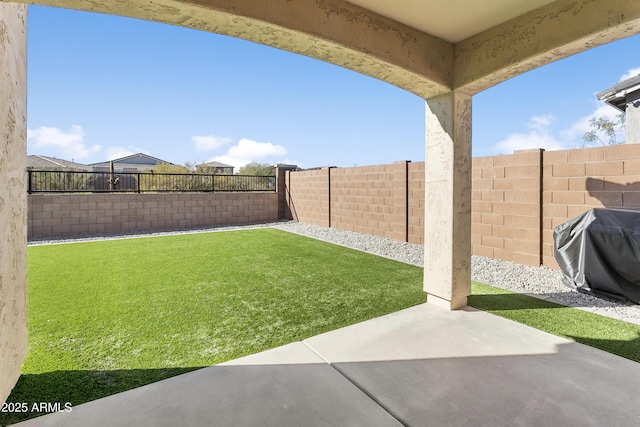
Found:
145,162 -> 211,192
238,162 -> 274,176
30,170 -> 93,192
151,162 -> 190,174
583,113 -> 626,146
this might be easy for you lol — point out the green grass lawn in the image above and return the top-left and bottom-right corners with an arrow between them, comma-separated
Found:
2,229 -> 425,425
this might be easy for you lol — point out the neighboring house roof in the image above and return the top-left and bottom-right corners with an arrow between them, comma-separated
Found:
90,153 -> 174,167
597,74 -> 640,112
89,153 -> 176,172
27,155 -> 92,171
196,161 -> 235,174
197,161 -> 234,168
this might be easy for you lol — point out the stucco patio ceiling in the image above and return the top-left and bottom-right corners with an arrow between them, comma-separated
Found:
345,0 -> 558,43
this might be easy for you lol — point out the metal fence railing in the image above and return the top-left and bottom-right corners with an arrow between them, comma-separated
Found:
27,170 -> 276,194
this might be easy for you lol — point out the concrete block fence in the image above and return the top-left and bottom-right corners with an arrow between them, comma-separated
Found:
540,145 -> 640,268
286,145 -> 640,269
28,192 -> 279,238
27,165 -> 299,239
284,161 -> 424,244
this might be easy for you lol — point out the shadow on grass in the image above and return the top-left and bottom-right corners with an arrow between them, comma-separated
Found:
468,283 -> 640,365
468,292 -> 568,311
0,367 -> 204,426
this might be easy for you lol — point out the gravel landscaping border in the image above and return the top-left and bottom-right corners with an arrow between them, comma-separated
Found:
29,220 -> 640,325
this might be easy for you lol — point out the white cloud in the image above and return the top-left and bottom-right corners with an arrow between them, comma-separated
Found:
192,135 -> 232,152
227,138 -> 287,159
493,115 -> 566,154
210,138 -> 287,170
559,104 -> 615,142
529,114 -> 555,132
105,145 -> 150,160
620,66 -> 640,81
494,132 -> 565,154
495,98 -> 628,155
560,103 -> 625,146
491,67 -> 639,155
27,125 -> 100,160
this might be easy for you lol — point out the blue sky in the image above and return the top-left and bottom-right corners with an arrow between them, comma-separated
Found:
27,5 -> 640,171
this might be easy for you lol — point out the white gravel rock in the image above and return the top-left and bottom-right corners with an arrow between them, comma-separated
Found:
29,220 -> 640,325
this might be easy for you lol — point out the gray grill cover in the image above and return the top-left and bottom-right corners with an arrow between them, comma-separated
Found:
553,208 -> 640,304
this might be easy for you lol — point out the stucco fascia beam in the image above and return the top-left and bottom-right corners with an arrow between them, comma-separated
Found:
14,0 -> 454,99
454,0 -> 640,95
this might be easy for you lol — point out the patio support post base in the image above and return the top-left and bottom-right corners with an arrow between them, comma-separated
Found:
424,91 -> 472,310
426,293 -> 469,311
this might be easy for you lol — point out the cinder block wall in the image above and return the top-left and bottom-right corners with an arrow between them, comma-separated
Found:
542,144 -> 640,268
286,144 -> 640,269
471,149 -> 543,266
28,192 -> 278,238
285,168 -> 330,227
407,162 -> 425,244
330,161 -> 408,241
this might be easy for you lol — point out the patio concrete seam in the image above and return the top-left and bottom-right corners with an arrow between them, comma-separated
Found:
330,363 -> 410,427
300,339 -> 331,364
301,341 -> 411,427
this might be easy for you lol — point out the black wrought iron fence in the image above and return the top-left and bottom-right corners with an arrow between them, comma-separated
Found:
27,170 -> 276,193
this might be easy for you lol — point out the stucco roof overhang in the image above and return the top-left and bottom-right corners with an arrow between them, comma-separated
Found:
10,0 -> 640,99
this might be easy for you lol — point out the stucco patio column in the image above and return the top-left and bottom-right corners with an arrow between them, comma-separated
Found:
0,2 -> 28,404
424,91 -> 472,310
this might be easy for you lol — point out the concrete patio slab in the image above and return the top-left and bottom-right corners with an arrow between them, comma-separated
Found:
303,304 -> 569,362
305,305 -> 640,427
12,303 -> 640,426
220,341 -> 326,366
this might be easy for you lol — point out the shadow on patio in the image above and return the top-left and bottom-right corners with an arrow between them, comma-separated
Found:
0,367 -> 203,426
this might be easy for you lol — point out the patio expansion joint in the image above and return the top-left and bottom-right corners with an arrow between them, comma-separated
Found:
301,340 -> 410,427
